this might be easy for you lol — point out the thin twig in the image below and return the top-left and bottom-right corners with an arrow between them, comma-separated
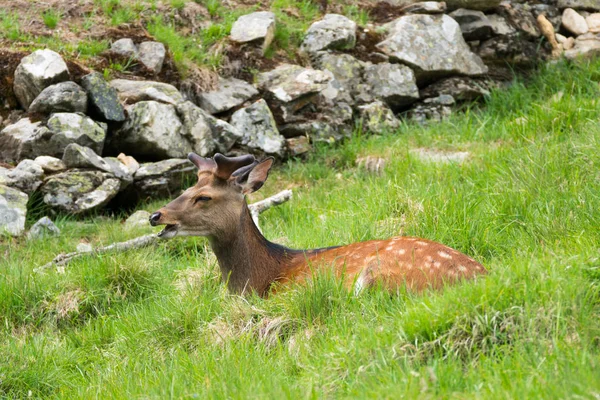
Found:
34,190 -> 293,273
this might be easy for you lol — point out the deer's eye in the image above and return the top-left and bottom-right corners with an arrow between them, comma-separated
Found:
194,196 -> 212,204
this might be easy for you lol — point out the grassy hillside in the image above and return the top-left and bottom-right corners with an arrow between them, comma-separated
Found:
2,58 -> 600,398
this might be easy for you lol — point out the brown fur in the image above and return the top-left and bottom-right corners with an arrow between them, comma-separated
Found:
152,154 -> 487,297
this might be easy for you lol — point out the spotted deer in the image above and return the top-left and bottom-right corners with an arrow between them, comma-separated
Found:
150,153 -> 487,296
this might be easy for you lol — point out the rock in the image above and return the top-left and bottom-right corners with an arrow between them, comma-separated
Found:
377,14 -> 487,80
138,41 -> 166,74
40,169 -> 122,213
586,13 -> 600,32
420,76 -> 492,101
113,101 -> 189,159
558,0 -> 600,12
0,159 -> 44,194
124,210 -> 151,228
357,101 -> 401,132
230,99 -> 285,155
13,49 -> 70,110
301,14 -> 357,54
117,153 -> 140,175
449,9 -> 494,41
102,157 -> 134,183
562,8 -> 589,35
362,63 -> 419,109
62,144 -> 133,184
563,36 -> 577,49
196,77 -> 258,114
176,101 -> 221,156
258,64 -> 333,103
109,79 -> 184,105
285,136 -> 312,156
34,156 -> 66,173
444,0 -> 500,11
230,11 -> 276,53
109,38 -> 138,58
28,82 -> 88,115
499,4 -> 541,39
313,53 -> 364,105
76,242 -> 93,252
280,117 -> 352,144
206,116 -> 243,154
556,33 -> 569,43
409,95 -> 455,124
488,14 -> 516,36
564,33 -> 600,58
27,216 -> 60,240
478,35 -> 539,66
129,158 -> 197,200
46,113 -> 107,157
0,185 -> 28,236
402,2 -> 447,14
0,118 -> 50,163
410,148 -> 470,163
80,72 -> 126,122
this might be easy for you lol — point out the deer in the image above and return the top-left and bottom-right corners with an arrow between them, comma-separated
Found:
150,153 -> 487,297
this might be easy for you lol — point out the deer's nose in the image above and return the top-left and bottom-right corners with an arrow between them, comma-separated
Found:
149,212 -> 162,226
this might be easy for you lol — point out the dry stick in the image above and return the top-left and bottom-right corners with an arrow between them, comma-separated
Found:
34,190 -> 293,273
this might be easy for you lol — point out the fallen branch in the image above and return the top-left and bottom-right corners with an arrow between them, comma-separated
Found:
35,190 -> 293,273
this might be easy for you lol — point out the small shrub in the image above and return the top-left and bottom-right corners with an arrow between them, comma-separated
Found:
42,9 -> 61,29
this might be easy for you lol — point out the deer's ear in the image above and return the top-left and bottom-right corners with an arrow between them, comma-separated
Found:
236,157 -> 274,194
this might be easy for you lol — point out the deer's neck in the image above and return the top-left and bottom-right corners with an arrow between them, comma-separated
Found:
209,202 -> 303,296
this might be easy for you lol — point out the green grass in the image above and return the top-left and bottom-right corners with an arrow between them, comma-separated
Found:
2,59 -> 600,398
42,9 -> 61,29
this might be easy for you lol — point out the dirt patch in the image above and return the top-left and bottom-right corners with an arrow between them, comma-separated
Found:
368,1 -> 406,24
220,43 -> 291,82
0,49 -> 27,113
346,27 -> 386,63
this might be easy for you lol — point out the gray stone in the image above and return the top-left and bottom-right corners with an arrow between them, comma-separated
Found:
313,53 -> 364,105
357,101 -> 401,132
0,118 -> 50,163
301,14 -> 357,54
62,143 -> 113,172
196,77 -> 258,114
117,153 -> 140,175
206,117 -> 244,154
230,11 -> 276,53
281,120 -> 351,144
130,158 -> 197,200
444,0 -> 501,11
33,156 -> 66,173
420,76 -> 492,101
449,9 -> 494,41
499,4 -> 541,39
487,14 -> 516,36
363,63 -> 419,109
80,72 -> 126,122
28,82 -> 88,115
40,169 -> 122,214
114,101 -> 190,159
402,2 -> 447,14
409,95 -> 455,124
562,8 -> 589,35
285,136 -> 312,156
138,41 -> 166,74
558,0 -> 600,12
109,79 -> 184,105
0,185 -> 28,237
257,64 -> 333,103
46,113 -> 107,157
377,14 -> 487,79
13,50 -> 70,110
478,35 -> 539,66
110,38 -> 138,58
124,210 -> 151,228
564,33 -> 600,58
230,99 -> 285,155
0,159 -> 44,194
27,216 -> 60,240
76,242 -> 93,252
102,157 -> 134,184
176,101 -> 219,156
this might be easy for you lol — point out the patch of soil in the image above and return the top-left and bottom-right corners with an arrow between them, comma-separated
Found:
0,50 -> 27,114
368,1 -> 406,24
346,27 -> 386,63
220,43 -> 294,83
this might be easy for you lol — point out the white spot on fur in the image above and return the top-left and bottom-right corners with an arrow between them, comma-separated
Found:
458,265 -> 467,272
434,261 -> 441,268
397,249 -> 406,255
385,245 -> 394,251
416,241 -> 429,246
438,251 -> 452,259
426,255 -> 433,262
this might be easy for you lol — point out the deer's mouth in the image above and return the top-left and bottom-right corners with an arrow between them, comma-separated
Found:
158,224 -> 179,239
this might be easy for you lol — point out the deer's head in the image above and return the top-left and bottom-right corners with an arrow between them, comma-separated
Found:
149,153 -> 274,240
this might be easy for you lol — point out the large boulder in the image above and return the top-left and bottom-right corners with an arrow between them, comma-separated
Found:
46,113 -> 107,157
564,33 -> 600,58
109,79 -> 184,105
562,8 -> 589,36
126,158 -> 197,201
449,9 -> 495,41
558,0 -> 600,11
196,77 -> 258,114
0,185 -> 28,237
80,72 -> 126,122
362,63 -> 419,109
0,118 -> 50,163
138,41 -> 166,74
176,101 -> 220,156
28,82 -> 88,115
13,50 -> 70,110
27,216 -> 61,240
113,101 -> 190,159
40,169 -> 122,214
312,53 -> 364,105
62,143 -> 132,183
230,11 -> 276,53
230,99 -> 285,155
377,14 -> 488,80
301,14 -> 357,54
0,159 -> 44,194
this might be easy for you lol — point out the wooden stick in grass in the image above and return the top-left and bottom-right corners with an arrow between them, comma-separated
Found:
35,190 -> 293,273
